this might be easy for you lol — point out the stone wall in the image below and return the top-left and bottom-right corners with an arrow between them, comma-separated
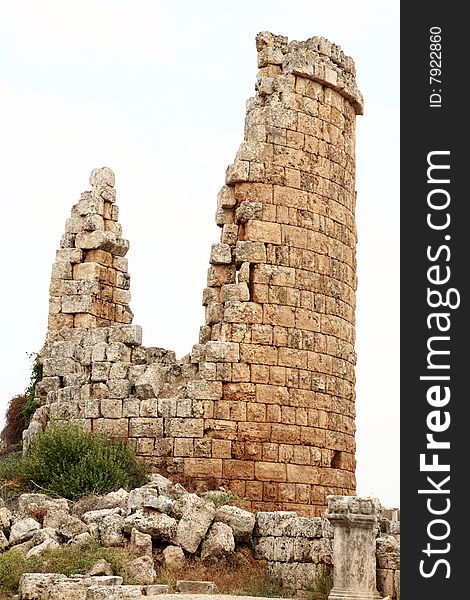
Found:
24,31 -> 363,516
254,509 -> 400,599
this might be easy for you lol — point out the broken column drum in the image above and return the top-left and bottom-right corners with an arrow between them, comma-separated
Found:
26,32 -> 363,517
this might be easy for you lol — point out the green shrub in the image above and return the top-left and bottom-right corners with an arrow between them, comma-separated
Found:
23,352 -> 43,427
201,490 -> 243,507
20,423 -> 148,499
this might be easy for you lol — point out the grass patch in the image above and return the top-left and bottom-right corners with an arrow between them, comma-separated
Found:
0,540 -> 131,596
201,490 -> 244,508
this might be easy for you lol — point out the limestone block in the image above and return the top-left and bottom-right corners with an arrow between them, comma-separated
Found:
107,379 -> 131,399
62,294 -> 94,314
74,262 -> 101,281
200,521 -> 235,560
129,418 -> 163,438
43,357 -> 77,377
224,301 -> 263,324
245,220 -> 282,244
135,366 -> 163,399
221,223 -> 239,245
176,580 -> 218,594
235,201 -> 263,224
284,516 -> 323,538
376,535 -> 400,570
255,462 -> 287,482
43,509 -> 88,539
18,573 -> 68,600
123,510 -> 177,542
377,568 -> 395,599
209,243 -> 232,265
127,488 -> 160,513
0,507 -> 12,529
235,240 -> 266,263
205,341 -> 240,363
187,380 -> 222,400
26,537 -> 60,558
18,493 -> 69,519
220,283 -> 250,303
127,555 -> 156,585
214,505 -> 255,541
8,517 -> 41,545
51,260 -> 73,280
255,511 -> 298,537
175,497 -> 216,553
86,586 -> 143,600
225,159 -> 250,184
162,545 -> 186,570
129,528 -> 153,557
164,418 -> 203,438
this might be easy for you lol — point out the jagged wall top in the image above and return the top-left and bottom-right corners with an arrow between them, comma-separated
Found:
255,32 -> 363,114
47,167 -> 133,343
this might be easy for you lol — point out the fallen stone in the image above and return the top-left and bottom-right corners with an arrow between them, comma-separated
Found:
18,493 -> 69,519
86,585 -> 143,600
176,580 -> 218,594
18,573 -> 68,600
99,513 -> 126,546
81,508 -> 125,525
162,545 -> 186,570
44,509 -> 89,539
200,522 -> 235,561
144,584 -> 169,596
127,555 -> 157,585
31,527 -> 61,545
0,506 -> 12,529
143,496 -> 174,515
129,528 -> 153,557
123,510 -> 177,542
175,498 -> 216,553
127,488 -> 160,514
9,517 -> 41,545
86,559 -> 114,577
81,576 -> 123,587
26,537 -> 60,558
144,474 -> 187,500
214,505 -> 255,541
44,579 -> 88,600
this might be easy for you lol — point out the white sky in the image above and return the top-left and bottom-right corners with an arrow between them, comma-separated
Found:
0,1 -> 399,507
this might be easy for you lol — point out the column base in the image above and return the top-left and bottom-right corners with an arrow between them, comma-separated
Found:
328,588 -> 383,600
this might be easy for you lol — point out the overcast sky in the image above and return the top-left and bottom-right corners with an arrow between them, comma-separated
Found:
0,1 -> 399,507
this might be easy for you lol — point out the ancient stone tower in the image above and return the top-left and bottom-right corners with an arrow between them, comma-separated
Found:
26,32 -> 363,516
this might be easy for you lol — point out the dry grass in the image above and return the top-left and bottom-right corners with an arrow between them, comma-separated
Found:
155,549 -> 290,597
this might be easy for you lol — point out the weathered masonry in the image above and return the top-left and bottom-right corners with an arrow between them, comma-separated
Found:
25,32 -> 363,517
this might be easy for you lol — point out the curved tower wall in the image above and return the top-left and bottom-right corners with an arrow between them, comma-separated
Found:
26,32 -> 363,516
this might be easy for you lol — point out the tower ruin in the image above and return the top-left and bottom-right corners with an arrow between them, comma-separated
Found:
25,32 -> 363,516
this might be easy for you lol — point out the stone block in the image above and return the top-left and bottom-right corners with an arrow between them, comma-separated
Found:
176,580 -> 218,594
235,240 -> 266,263
235,201 -> 263,223
245,220 -> 282,244
220,283 -> 250,302
86,586 -> 143,600
164,418 -> 204,438
255,462 -> 287,482
205,341 -> 240,363
183,458 -> 223,479
129,418 -> 163,438
209,243 -> 232,264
